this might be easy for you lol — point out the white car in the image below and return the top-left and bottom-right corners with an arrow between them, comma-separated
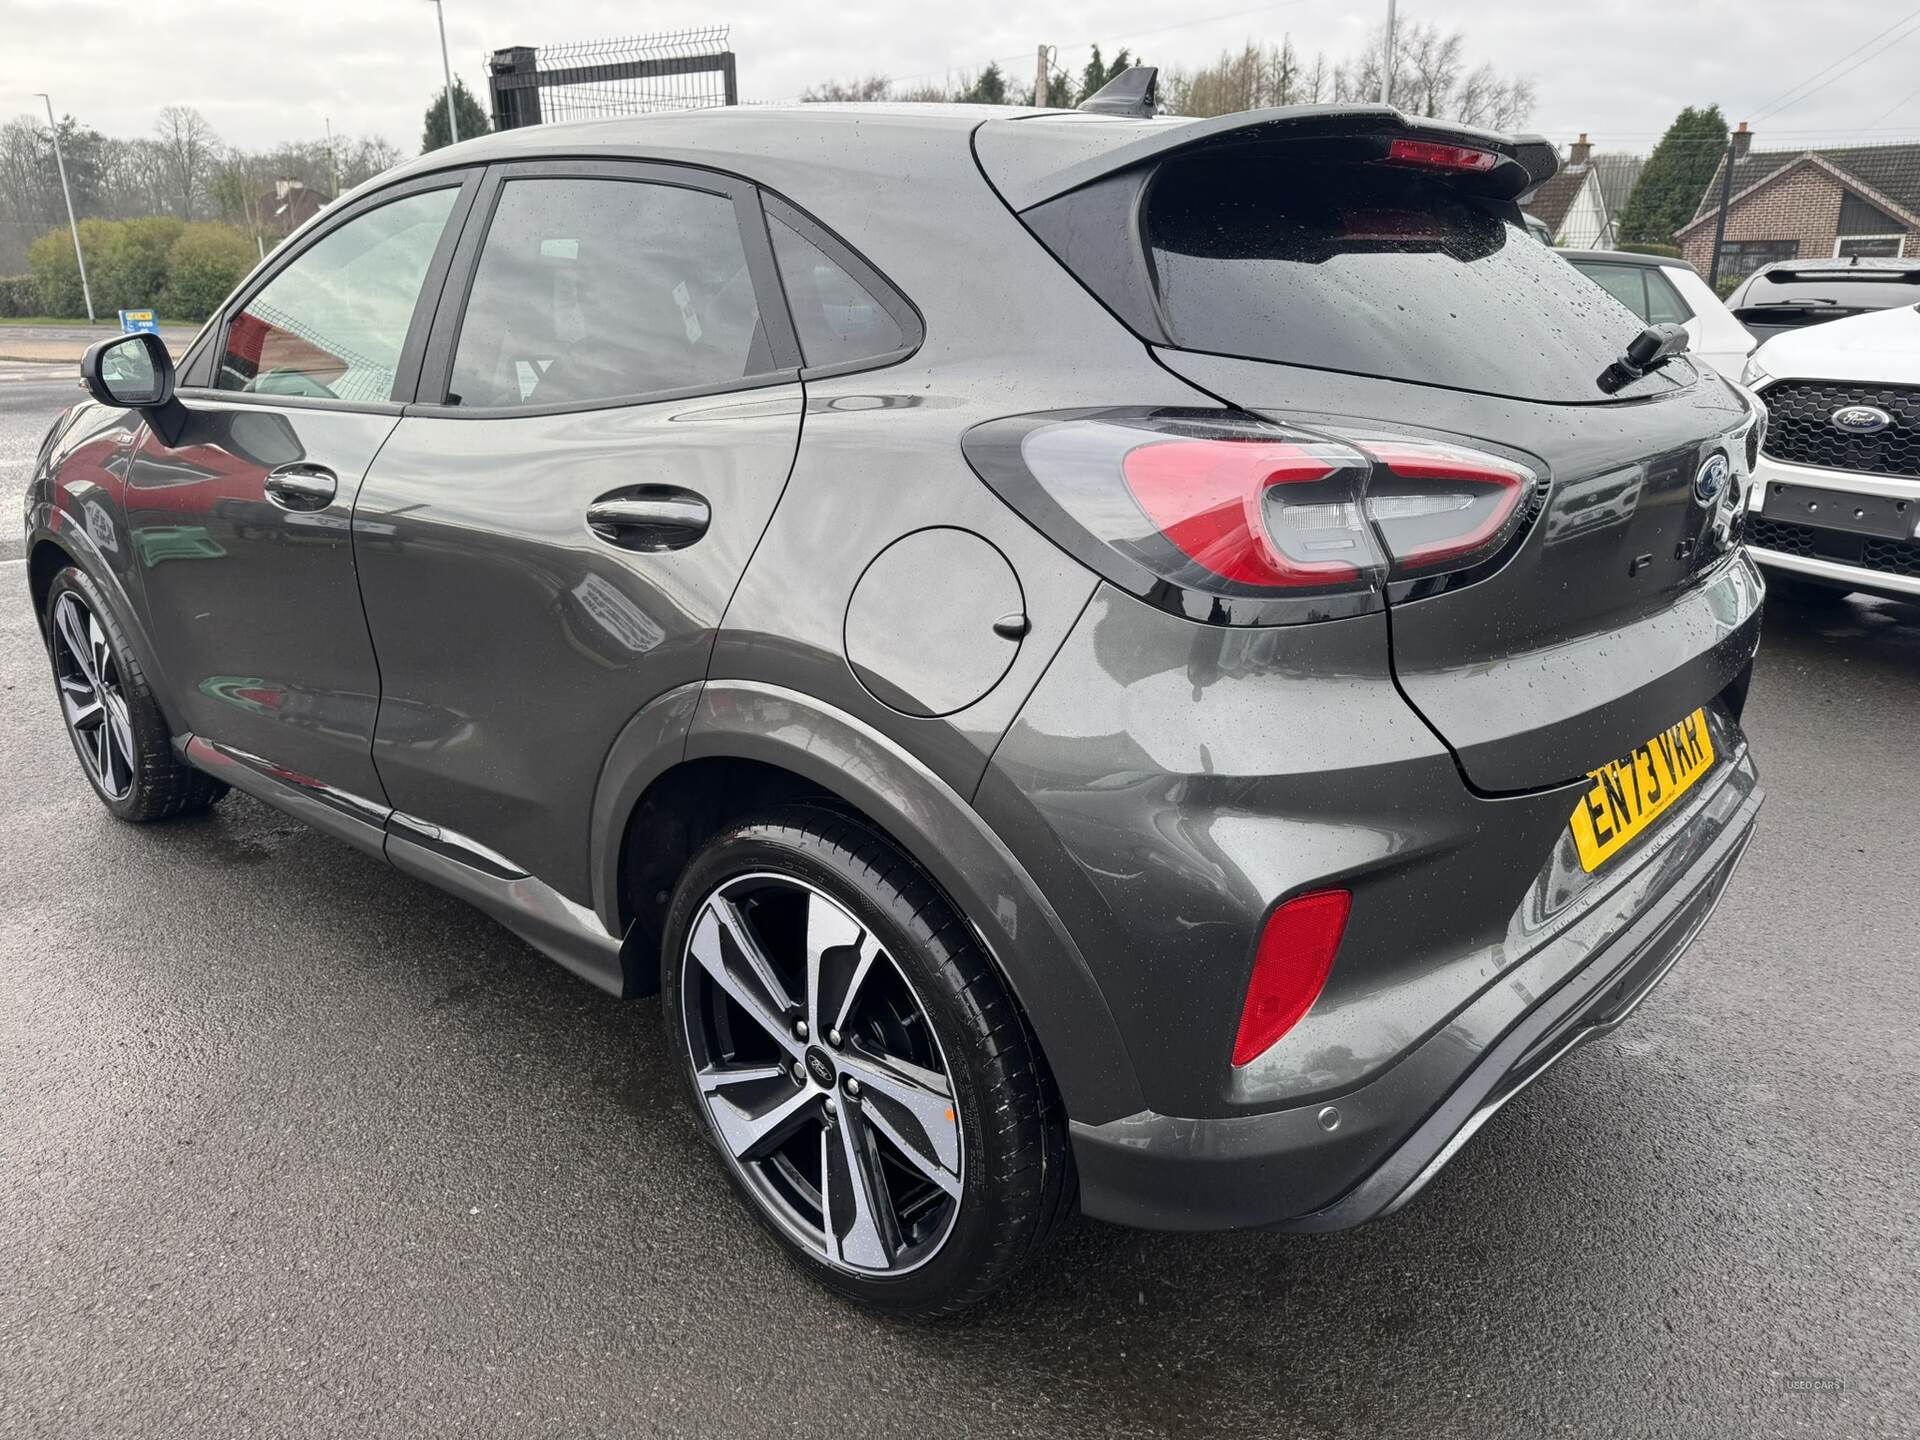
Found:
1741,301 -> 1920,602
1560,249 -> 1756,378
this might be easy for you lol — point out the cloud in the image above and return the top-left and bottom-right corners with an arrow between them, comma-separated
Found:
5,0 -> 1913,158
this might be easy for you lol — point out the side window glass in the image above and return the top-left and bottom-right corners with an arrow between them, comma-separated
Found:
1578,262 -> 1650,321
447,178 -> 770,409
768,212 -> 906,369
218,187 -> 457,402
1644,270 -> 1693,325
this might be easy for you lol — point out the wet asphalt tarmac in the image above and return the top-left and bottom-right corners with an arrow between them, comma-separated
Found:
2,372 -> 1916,1438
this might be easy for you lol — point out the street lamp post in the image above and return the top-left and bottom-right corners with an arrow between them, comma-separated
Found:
430,0 -> 460,145
34,93 -> 95,324
1379,0 -> 1398,107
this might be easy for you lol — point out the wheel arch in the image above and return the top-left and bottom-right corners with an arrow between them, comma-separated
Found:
27,536 -> 74,629
27,523 -> 185,732
589,678 -> 1146,1124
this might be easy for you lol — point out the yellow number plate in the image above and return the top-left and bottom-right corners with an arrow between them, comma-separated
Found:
1568,708 -> 1715,873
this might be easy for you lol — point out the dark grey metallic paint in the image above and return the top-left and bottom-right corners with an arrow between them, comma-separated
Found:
353,384 -> 806,905
126,401 -> 400,807
1160,350 -> 1763,792
24,103 -> 1766,1236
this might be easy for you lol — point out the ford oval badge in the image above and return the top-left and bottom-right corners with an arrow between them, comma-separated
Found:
1694,453 -> 1730,507
1831,404 -> 1893,435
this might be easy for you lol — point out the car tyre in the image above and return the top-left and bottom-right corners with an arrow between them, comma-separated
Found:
661,804 -> 1075,1317
43,566 -> 227,822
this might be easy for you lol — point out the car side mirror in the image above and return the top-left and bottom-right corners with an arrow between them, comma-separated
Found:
80,332 -> 187,444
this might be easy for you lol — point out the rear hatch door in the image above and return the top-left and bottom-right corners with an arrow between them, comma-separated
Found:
1164,351 -> 1761,791
985,111 -> 1763,792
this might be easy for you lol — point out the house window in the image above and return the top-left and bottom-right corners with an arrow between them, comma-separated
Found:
1717,239 -> 1798,278
1836,235 -> 1904,258
1835,191 -> 1907,258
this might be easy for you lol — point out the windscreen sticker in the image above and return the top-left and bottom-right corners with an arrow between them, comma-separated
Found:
673,281 -> 702,343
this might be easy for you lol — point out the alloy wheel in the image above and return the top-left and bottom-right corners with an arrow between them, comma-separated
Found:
49,591 -> 136,802
680,872 -> 964,1275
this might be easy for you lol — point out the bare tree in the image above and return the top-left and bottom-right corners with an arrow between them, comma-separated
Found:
96,136 -> 170,218
1163,14 -> 1531,125
1402,24 -> 1466,118
1163,36 -> 1308,117
340,136 -> 403,189
1302,54 -> 1331,104
153,105 -> 220,220
0,117 -> 49,224
1452,66 -> 1536,131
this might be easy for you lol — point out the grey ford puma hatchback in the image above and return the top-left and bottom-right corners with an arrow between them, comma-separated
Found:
24,90 -> 1765,1316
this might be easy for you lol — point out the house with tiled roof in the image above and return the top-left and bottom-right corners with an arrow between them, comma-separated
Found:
1520,134 -> 1644,249
1676,123 -> 1920,280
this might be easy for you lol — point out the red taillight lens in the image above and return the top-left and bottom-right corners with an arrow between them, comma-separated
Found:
1231,890 -> 1352,1066
961,409 -> 1541,626
1121,439 -> 1362,588
1382,137 -> 1500,174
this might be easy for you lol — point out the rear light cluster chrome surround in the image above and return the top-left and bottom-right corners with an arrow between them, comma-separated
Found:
962,407 -> 1544,626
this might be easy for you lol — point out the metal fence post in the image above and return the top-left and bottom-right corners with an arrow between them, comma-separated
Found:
484,29 -> 737,126
488,46 -> 543,130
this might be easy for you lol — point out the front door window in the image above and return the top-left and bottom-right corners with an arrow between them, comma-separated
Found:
216,187 -> 459,403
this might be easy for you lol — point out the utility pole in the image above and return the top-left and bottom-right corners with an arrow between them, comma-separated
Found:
1380,0 -> 1398,106
430,0 -> 460,144
324,116 -> 339,197
34,93 -> 95,324
1035,44 -> 1054,109
1706,123 -> 1742,291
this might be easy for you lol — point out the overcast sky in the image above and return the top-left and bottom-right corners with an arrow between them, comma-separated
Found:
4,0 -> 1917,158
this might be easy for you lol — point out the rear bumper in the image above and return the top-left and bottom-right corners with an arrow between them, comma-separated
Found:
1069,745 -> 1763,1232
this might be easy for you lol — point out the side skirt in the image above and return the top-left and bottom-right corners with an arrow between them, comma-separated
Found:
177,735 -> 632,997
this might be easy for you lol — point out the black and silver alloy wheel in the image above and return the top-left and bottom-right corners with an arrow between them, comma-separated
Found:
680,872 -> 964,1275
50,590 -> 136,802
41,566 -> 226,822
662,808 -> 1075,1316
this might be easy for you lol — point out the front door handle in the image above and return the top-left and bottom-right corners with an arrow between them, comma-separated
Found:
585,489 -> 711,552
264,463 -> 338,512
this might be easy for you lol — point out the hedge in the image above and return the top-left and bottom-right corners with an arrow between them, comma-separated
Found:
167,225 -> 259,320
25,217 -> 258,322
0,273 -> 35,317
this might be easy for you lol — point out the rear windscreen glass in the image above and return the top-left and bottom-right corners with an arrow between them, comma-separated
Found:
1143,154 -> 1685,402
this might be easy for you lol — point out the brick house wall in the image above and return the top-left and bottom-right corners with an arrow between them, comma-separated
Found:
1679,159 -> 1920,272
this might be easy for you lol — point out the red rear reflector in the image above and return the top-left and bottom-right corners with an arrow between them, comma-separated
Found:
1383,138 -> 1500,174
1231,890 -> 1352,1066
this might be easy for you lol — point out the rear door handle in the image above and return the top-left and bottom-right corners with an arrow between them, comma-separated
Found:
264,463 -> 338,511
585,489 -> 711,552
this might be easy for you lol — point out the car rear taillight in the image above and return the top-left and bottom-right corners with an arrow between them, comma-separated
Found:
961,409 -> 1539,626
1336,434 -> 1535,577
1232,890 -> 1352,1066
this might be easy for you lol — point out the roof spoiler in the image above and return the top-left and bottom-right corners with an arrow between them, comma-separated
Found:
981,103 -> 1562,210
1078,65 -> 1159,118
1766,263 -> 1920,283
